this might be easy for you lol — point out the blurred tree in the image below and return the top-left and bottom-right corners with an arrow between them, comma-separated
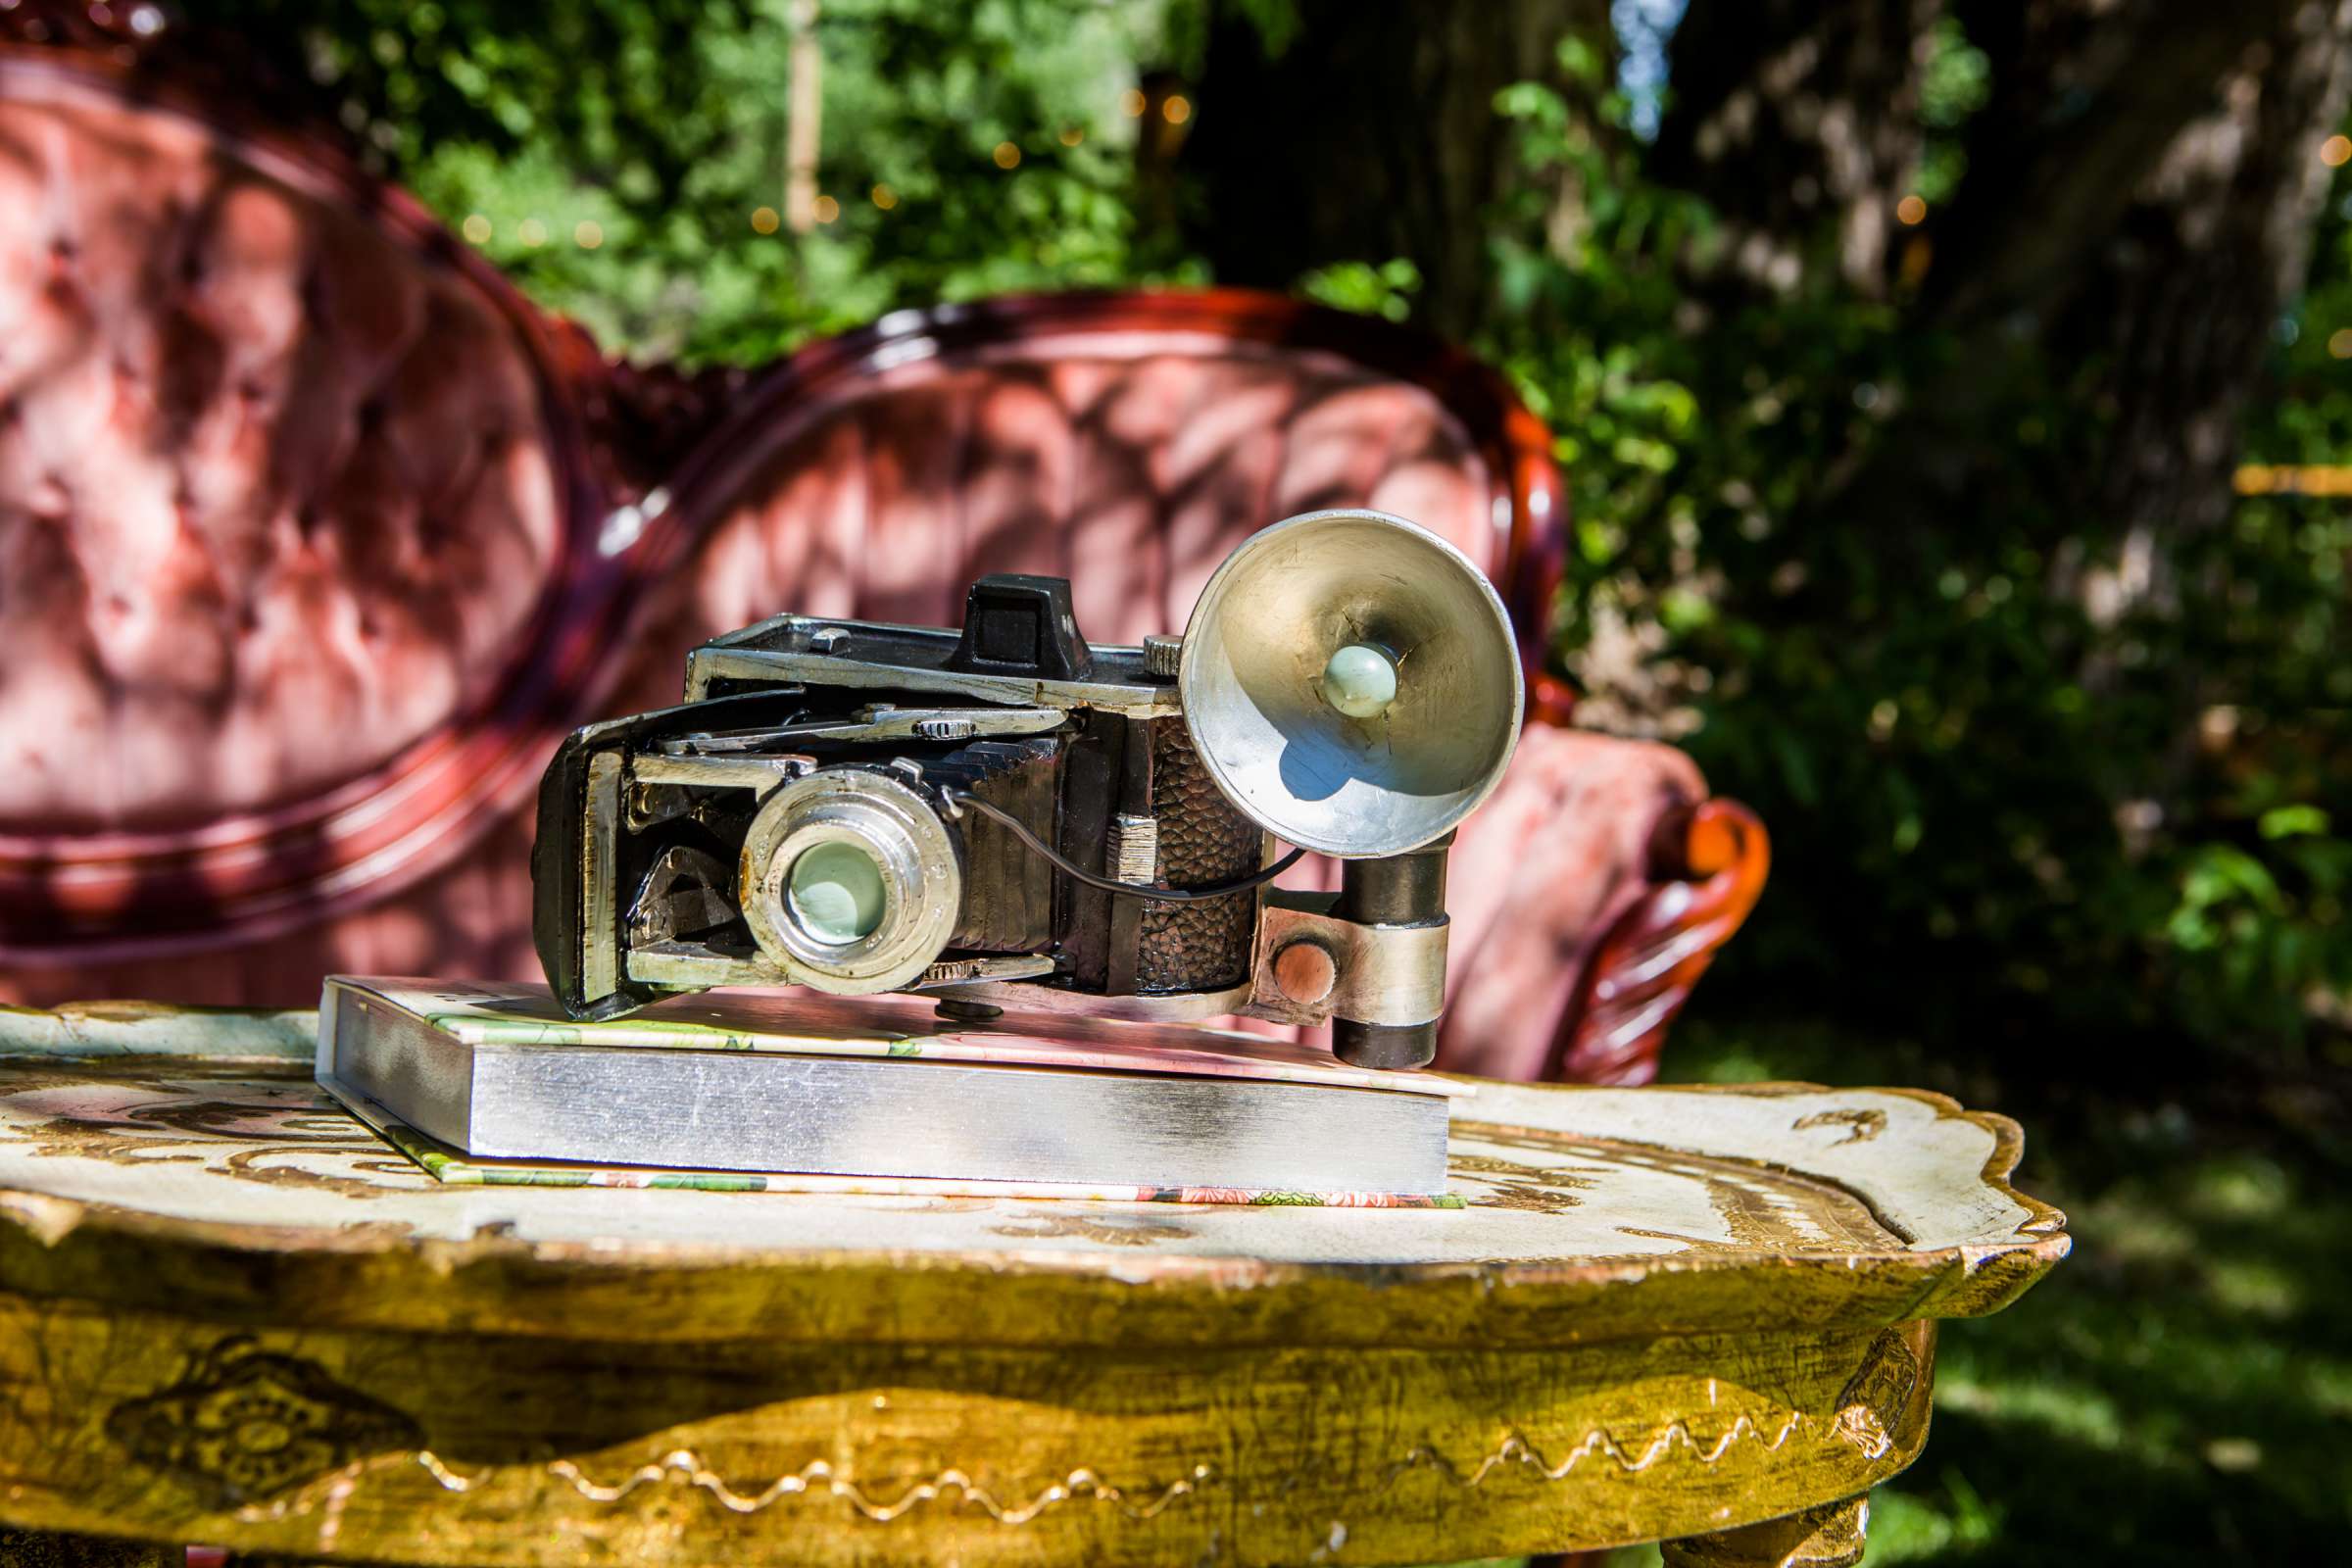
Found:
1180,0 -> 1612,339
1649,0 -> 1936,300
1210,0 -> 2351,557
203,0 -> 1199,363
1465,0 -> 2352,1052
199,0 -> 748,207
1663,0 -> 2352,588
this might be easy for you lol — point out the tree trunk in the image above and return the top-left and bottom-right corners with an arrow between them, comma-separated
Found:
1651,0 -> 1939,298
1654,0 -> 2352,583
1813,0 -> 2352,585
1180,0 -> 1606,340
2053,0 -> 2352,564
1934,0 -> 2322,334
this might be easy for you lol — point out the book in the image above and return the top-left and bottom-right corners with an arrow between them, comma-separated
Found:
317,977 -> 1464,1201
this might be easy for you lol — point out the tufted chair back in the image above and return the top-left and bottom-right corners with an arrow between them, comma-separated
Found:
0,33 -> 622,994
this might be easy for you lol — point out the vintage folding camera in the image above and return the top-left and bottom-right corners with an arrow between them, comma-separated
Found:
531,509 -> 1523,1068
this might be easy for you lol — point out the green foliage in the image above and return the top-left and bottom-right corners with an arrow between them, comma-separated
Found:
1297,258 -> 1423,322
1913,15 -> 1990,205
1481,56 -> 2352,1057
219,0 -> 1201,363
210,1 -> 755,208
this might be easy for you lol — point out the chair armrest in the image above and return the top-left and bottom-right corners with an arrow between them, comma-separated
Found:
1545,797 -> 1771,1086
1434,725 -> 1709,1081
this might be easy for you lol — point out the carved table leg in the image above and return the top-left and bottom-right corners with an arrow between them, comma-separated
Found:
0,1528 -> 178,1567
1660,1493 -> 1871,1568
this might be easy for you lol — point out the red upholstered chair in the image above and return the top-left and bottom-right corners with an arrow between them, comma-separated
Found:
0,6 -> 1763,1086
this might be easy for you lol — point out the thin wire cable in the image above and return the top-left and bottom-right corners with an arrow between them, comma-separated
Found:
940,788 -> 1304,903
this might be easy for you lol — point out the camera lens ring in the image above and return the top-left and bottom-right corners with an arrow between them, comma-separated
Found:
738,769 -> 962,994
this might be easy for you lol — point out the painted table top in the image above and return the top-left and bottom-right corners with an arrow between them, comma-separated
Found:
0,1001 -> 2068,1349
0,1002 -> 2071,1565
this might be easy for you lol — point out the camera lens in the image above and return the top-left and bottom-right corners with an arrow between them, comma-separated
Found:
737,768 -> 963,994
787,841 -> 888,944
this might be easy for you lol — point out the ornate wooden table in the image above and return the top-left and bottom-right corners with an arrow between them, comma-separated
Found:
0,1004 -> 2067,1567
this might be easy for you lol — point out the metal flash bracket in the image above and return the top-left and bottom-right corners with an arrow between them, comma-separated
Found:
1244,890 -> 1449,1033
